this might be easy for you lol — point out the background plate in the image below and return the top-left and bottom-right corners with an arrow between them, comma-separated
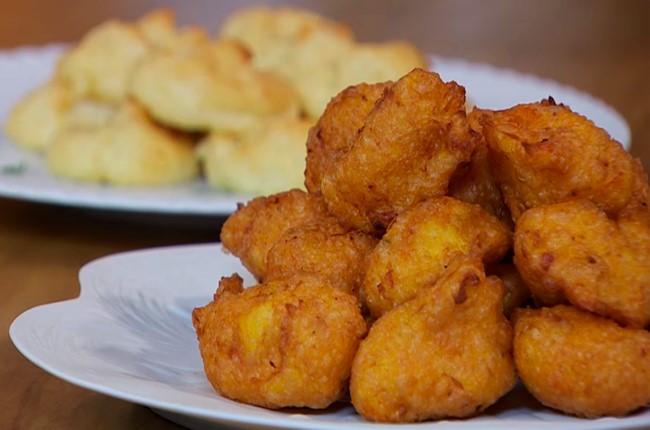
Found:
10,244 -> 650,430
0,45 -> 631,216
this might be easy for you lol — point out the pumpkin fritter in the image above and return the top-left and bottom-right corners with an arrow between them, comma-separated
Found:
320,68 -> 476,235
351,261 -> 516,422
266,216 -> 378,299
480,99 -> 637,221
220,189 -> 330,281
513,305 -> 650,417
362,196 -> 511,318
192,273 -> 367,409
304,82 -> 389,195
514,199 -> 650,328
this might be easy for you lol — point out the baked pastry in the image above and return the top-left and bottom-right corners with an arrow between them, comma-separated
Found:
197,117 -> 311,195
56,9 -> 206,105
221,5 -> 426,118
129,38 -> 300,133
46,101 -> 198,185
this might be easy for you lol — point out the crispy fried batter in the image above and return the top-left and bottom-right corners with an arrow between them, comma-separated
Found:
618,157 -> 650,227
198,117 -> 312,195
304,82 -> 390,195
46,101 -> 198,185
362,196 -> 511,318
220,189 -> 330,281
513,305 -> 650,417
514,199 -> 650,328
486,263 -> 530,317
480,99 -> 637,221
320,69 -> 476,235
351,261 -> 516,422
449,108 -> 512,227
192,273 -> 367,409
266,216 -> 378,299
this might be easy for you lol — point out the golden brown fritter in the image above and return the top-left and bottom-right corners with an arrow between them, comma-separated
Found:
617,157 -> 650,227
4,80 -> 76,152
350,261 -> 516,422
220,189 -> 330,281
448,108 -> 512,227
192,273 -> 367,409
479,99 -> 637,221
362,196 -> 511,318
266,217 -> 378,299
304,82 -> 389,195
514,199 -> 650,328
486,263 -> 530,317
513,305 -> 650,417
320,68 -> 476,235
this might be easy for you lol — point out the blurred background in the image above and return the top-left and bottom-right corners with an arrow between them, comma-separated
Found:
1,0 -> 648,169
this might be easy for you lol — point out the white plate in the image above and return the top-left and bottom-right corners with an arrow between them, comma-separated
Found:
10,244 -> 650,430
0,45 -> 631,215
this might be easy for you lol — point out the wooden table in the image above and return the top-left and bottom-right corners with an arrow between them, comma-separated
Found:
1,1 -> 648,429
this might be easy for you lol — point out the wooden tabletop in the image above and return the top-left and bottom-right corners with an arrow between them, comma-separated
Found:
1,1 -> 648,429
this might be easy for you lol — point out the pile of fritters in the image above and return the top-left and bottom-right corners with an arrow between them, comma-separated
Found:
192,66 -> 650,423
4,6 -> 425,193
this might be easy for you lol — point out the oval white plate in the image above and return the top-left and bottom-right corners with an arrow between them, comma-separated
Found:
0,45 -> 631,216
10,244 -> 650,430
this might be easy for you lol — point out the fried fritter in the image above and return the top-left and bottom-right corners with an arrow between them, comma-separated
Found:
304,82 -> 390,195
448,108 -> 512,227
266,216 -> 378,299
480,99 -> 638,221
198,117 -> 312,195
129,38 -> 299,133
220,189 -> 330,280
618,157 -> 650,227
486,263 -> 530,317
46,101 -> 198,185
513,305 -> 650,417
320,69 -> 476,235
192,273 -> 367,409
351,261 -> 516,422
362,196 -> 511,318
514,199 -> 650,328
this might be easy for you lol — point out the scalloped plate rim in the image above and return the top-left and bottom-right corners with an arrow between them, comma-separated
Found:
9,243 -> 650,430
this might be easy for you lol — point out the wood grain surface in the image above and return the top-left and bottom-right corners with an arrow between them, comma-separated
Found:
1,1 -> 648,429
